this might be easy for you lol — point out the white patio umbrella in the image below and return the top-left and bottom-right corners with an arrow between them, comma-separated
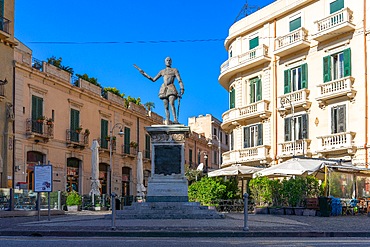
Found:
90,140 -> 101,205
253,158 -> 338,178
208,164 -> 263,177
136,151 -> 146,198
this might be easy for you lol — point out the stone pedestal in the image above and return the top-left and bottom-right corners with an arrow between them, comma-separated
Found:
114,124 -> 223,219
145,124 -> 189,202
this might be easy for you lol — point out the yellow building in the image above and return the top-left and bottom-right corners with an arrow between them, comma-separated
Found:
219,0 -> 368,167
188,114 -> 229,170
0,0 -> 17,188
14,42 -> 164,201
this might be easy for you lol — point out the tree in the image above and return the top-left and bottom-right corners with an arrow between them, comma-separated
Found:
144,102 -> 155,111
103,87 -> 124,98
75,73 -> 101,87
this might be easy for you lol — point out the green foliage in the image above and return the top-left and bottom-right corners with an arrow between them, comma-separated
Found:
103,87 -> 125,98
184,165 -> 203,185
76,73 -> 101,88
188,177 -> 240,206
66,190 -> 82,206
124,96 -> 142,107
144,102 -> 155,111
46,56 -> 74,74
250,176 -> 321,207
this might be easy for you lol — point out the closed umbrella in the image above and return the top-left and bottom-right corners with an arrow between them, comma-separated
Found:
90,140 -> 101,205
136,151 -> 146,198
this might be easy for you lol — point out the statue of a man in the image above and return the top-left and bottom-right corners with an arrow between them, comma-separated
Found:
134,57 -> 184,125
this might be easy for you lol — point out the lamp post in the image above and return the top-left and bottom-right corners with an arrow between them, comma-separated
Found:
278,97 -> 295,157
207,135 -> 222,169
109,123 -> 124,197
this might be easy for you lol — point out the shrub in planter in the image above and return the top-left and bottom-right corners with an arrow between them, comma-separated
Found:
66,191 -> 82,211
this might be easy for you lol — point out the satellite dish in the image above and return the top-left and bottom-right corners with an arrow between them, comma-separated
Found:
197,163 -> 204,171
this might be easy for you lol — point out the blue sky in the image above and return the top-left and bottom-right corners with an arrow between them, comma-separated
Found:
14,0 -> 274,124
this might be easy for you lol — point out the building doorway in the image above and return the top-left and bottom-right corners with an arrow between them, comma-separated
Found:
26,151 -> 44,190
66,158 -> 81,192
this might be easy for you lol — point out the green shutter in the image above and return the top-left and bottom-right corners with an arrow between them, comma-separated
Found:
343,48 -> 351,77
284,118 -> 291,142
145,134 -> 151,158
331,107 -> 336,134
256,78 -> 262,101
323,56 -> 332,83
330,0 -> 344,14
300,63 -> 308,89
284,69 -> 291,94
301,114 -> 308,139
32,95 -> 43,120
249,82 -> 255,103
124,127 -> 131,153
338,105 -> 346,132
0,0 -> 4,17
257,124 -> 263,146
70,109 -> 80,130
289,17 -> 301,32
249,37 -> 259,50
244,127 -> 250,148
229,88 -> 235,109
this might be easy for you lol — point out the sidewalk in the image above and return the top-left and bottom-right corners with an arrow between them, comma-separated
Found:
1,210 -> 370,237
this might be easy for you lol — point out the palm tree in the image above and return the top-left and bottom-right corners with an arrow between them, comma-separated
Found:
144,102 -> 155,111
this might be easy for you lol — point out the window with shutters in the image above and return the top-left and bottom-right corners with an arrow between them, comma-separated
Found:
249,77 -> 262,103
70,109 -> 80,142
243,124 -> 263,148
284,114 -> 308,142
0,0 -> 4,31
123,127 -> 131,154
229,88 -> 235,109
230,131 -> 234,151
323,48 -> 351,82
330,0 -> 344,14
189,149 -> 193,166
289,16 -> 301,32
284,64 -> 308,94
31,95 -> 43,134
100,119 -> 109,149
249,36 -> 259,50
331,104 -> 346,134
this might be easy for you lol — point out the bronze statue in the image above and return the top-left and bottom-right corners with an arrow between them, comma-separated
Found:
134,57 -> 184,125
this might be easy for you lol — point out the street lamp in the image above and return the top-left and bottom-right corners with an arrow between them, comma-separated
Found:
207,135 -> 222,169
278,97 -> 295,157
109,123 -> 124,196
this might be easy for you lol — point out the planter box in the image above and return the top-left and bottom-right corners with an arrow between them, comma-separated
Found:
284,207 -> 295,215
67,205 -> 78,211
269,207 -> 285,215
303,209 -> 316,216
254,207 -> 269,214
294,207 -> 305,216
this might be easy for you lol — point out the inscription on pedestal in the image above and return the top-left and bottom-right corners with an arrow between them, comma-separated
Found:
154,145 -> 181,175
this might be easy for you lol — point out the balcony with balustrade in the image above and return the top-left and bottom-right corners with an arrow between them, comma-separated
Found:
0,17 -> 10,40
222,145 -> 271,166
274,27 -> 310,57
66,129 -> 89,149
316,132 -> 356,156
219,45 -> 271,89
316,76 -> 356,108
122,144 -> 138,158
277,139 -> 311,158
26,118 -> 54,142
221,100 -> 271,132
278,89 -> 311,111
313,8 -> 355,42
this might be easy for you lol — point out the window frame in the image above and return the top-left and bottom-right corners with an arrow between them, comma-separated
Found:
284,114 -> 309,142
243,123 -> 263,148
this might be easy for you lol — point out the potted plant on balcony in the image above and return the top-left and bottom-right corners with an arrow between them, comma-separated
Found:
66,190 -> 82,211
46,118 -> 54,125
84,128 -> 90,136
37,116 -> 46,123
130,141 -> 138,148
105,136 -> 111,141
76,125 -> 83,134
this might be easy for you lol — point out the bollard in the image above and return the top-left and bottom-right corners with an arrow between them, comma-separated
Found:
111,192 -> 117,230
243,193 -> 249,231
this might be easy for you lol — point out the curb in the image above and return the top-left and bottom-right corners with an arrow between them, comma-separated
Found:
1,230 -> 370,238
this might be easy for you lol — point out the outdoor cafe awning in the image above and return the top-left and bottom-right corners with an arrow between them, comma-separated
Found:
208,164 -> 263,177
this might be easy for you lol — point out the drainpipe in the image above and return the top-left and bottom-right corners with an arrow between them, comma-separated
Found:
364,0 -> 368,168
273,18 -> 278,164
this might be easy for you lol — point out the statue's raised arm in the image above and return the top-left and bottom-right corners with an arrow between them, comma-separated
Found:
134,57 -> 184,125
